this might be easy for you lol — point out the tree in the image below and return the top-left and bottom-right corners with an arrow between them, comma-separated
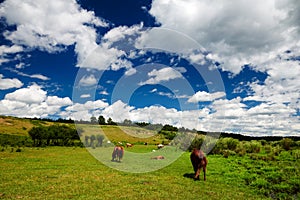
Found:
84,135 -> 90,147
107,117 -> 116,125
98,115 -> 106,125
90,135 -> 96,147
123,119 -> 132,126
96,135 -> 104,147
90,116 -> 97,124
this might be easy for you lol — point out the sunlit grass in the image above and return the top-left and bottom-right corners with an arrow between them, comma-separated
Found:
0,147 -> 269,200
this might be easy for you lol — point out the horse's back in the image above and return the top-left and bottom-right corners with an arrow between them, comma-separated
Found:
190,149 -> 207,166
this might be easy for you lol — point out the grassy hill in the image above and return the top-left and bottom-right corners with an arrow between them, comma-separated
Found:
0,116 -> 55,136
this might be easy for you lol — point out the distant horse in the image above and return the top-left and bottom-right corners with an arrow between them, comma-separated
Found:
126,143 -> 133,148
190,149 -> 208,181
111,146 -> 124,162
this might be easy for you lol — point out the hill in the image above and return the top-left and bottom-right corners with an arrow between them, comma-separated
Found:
0,116 -> 55,136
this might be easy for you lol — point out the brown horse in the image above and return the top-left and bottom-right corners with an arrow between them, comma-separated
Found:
190,149 -> 208,181
111,146 -> 124,162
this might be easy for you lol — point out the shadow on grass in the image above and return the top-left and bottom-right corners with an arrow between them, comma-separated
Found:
183,173 -> 195,179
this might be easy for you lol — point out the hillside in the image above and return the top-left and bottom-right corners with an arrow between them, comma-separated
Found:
0,116 -> 55,136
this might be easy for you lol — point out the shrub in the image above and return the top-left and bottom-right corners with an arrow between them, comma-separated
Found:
280,138 -> 294,151
278,151 -> 294,161
235,142 -> 247,156
291,149 -> 300,159
250,178 -> 270,189
222,150 -> 236,158
271,145 -> 282,156
188,137 -> 203,151
264,145 -> 272,154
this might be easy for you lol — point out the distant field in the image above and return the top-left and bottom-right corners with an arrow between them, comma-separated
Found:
0,147 -> 269,200
77,124 -> 166,145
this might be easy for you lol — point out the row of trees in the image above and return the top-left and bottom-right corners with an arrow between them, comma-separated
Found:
28,125 -> 82,147
90,116 -> 117,125
84,134 -> 104,148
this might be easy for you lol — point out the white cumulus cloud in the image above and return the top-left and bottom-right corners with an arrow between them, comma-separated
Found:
188,91 -> 226,103
0,74 -> 23,90
139,67 -> 183,85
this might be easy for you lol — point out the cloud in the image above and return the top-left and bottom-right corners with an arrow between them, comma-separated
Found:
80,94 -> 91,98
78,25 -> 142,71
0,85 -> 73,118
46,96 -> 72,106
0,0 -> 108,67
4,84 -> 47,104
139,67 -> 182,85
28,74 -> 50,81
10,69 -> 50,81
148,0 -> 300,74
0,45 -> 24,65
79,75 -> 97,86
188,91 -> 226,103
0,45 -> 23,55
99,90 -> 109,95
0,74 -> 23,90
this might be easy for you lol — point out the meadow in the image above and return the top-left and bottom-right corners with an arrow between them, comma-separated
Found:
1,146 -> 271,200
0,116 -> 299,199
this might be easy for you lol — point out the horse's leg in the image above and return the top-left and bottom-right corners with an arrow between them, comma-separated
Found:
111,151 -> 115,161
203,157 -> 207,181
203,166 -> 206,181
194,166 -> 200,180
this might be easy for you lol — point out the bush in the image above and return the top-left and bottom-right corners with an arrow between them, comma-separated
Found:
291,149 -> 300,159
280,138 -> 294,151
188,137 -> 203,151
222,150 -> 236,158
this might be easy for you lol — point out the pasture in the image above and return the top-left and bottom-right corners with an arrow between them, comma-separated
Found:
0,146 -> 279,200
0,116 -> 299,199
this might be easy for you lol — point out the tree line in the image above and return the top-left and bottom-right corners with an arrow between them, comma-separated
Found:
28,125 -> 82,147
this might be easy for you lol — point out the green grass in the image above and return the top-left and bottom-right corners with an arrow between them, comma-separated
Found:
0,147 -> 269,200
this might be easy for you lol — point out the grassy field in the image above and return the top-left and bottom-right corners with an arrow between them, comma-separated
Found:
0,146 -> 270,200
0,116 -> 299,199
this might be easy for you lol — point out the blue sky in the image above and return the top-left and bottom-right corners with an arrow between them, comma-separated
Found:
0,0 -> 299,136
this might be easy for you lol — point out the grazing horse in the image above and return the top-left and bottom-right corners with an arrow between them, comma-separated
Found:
190,149 -> 208,181
111,146 -> 124,162
126,143 -> 133,148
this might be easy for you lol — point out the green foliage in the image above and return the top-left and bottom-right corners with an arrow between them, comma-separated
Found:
98,115 -> 106,125
106,117 -> 117,125
159,130 -> 177,140
28,125 -> 80,147
96,134 -> 104,147
188,137 -> 203,151
90,116 -> 97,124
280,138 -> 294,150
0,134 -> 32,147
161,124 -> 178,132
